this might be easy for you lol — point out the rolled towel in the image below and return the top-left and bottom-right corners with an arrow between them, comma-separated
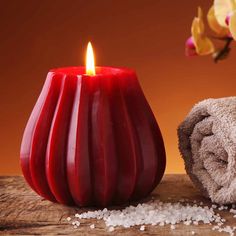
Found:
178,97 -> 236,204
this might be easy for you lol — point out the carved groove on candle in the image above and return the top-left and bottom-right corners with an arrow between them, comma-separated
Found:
28,73 -> 62,201
67,77 -> 93,206
46,75 -> 76,205
121,86 -> 145,200
90,75 -> 118,206
121,76 -> 161,199
20,75 -> 52,194
111,74 -> 137,204
119,76 -> 149,199
133,79 -> 166,191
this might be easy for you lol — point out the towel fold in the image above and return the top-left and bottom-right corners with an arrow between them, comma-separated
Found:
178,97 -> 236,204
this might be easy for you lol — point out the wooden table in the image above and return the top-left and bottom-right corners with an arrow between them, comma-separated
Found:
0,175 -> 235,235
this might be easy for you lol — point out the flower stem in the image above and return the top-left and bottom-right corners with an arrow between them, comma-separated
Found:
213,37 -> 233,63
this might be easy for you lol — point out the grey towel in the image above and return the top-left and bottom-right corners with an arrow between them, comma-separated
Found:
178,97 -> 236,204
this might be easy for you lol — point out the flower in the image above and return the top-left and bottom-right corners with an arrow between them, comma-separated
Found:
213,0 -> 236,39
207,6 -> 229,37
185,7 -> 215,56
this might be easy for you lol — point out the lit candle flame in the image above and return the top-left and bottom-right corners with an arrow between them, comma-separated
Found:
86,42 -> 96,75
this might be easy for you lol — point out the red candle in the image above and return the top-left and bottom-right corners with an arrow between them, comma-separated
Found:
20,42 -> 166,207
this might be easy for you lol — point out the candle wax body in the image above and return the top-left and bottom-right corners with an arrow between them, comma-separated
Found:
20,67 -> 166,207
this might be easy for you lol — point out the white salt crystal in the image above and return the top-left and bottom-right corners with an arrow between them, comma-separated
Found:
140,225 -> 145,231
218,206 -> 224,211
212,225 -> 219,230
90,224 -> 95,229
170,225 -> 175,230
67,217 -> 71,221
230,209 -> 236,214
72,220 -> 80,227
191,231 -> 195,235
108,226 -> 115,232
184,221 -> 191,226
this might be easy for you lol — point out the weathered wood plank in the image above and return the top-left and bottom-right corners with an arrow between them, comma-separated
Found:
0,175 -> 235,235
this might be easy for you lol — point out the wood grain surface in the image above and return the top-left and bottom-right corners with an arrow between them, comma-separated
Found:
0,175 -> 235,235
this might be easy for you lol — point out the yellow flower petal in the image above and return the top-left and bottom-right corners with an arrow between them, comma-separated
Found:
191,7 -> 204,39
194,37 -> 215,56
214,0 -> 236,27
198,7 -> 204,33
207,6 -> 229,37
191,7 -> 215,56
229,10 -> 236,39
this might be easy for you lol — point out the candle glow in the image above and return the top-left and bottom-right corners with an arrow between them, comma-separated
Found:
86,42 -> 96,75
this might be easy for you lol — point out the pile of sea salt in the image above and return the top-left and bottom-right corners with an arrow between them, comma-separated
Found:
66,200 -> 236,235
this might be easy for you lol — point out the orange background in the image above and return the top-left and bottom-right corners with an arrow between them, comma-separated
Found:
0,0 -> 235,175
